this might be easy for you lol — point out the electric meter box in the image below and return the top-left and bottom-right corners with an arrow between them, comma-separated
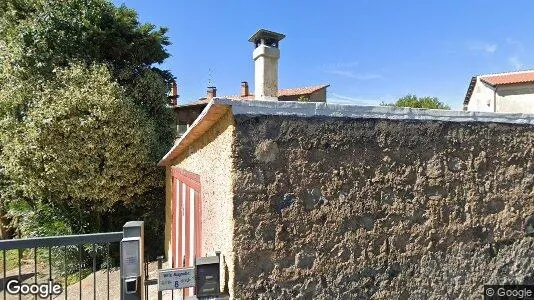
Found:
195,255 -> 220,298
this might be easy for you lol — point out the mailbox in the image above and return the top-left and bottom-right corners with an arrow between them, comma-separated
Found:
124,277 -> 138,294
195,255 -> 220,298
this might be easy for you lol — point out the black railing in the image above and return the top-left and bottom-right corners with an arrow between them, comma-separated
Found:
144,256 -> 165,300
0,232 -> 122,300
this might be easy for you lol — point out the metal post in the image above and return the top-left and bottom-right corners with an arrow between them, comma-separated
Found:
157,256 -> 163,300
120,221 -> 144,300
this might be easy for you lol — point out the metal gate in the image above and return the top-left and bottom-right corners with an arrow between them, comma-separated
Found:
0,221 -> 147,300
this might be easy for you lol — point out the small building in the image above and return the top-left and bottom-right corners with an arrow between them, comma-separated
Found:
159,97 -> 534,298
464,70 -> 534,113
168,29 -> 329,137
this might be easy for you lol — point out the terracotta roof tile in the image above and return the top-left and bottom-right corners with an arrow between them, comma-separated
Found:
178,84 -> 330,106
189,98 -> 210,105
481,71 -> 534,86
277,84 -> 329,96
464,70 -> 534,106
224,95 -> 256,100
225,84 -> 329,100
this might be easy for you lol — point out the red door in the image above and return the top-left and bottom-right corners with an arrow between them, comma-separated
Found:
171,168 -> 202,296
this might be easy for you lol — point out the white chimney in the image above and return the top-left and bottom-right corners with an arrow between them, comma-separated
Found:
249,29 -> 285,101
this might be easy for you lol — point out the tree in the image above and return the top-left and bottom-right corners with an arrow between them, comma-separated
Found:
0,0 -> 175,239
381,94 -> 451,110
0,0 -> 171,81
1,65 -> 156,205
298,96 -> 310,102
0,64 -> 159,225
0,0 -> 175,160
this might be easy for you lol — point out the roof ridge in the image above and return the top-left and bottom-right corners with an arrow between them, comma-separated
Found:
279,84 -> 330,90
479,69 -> 534,77
178,84 -> 330,106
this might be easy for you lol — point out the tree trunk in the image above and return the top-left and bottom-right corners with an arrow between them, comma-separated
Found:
0,206 -> 13,239
95,210 -> 102,232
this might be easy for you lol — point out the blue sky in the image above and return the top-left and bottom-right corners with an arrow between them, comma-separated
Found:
113,0 -> 534,110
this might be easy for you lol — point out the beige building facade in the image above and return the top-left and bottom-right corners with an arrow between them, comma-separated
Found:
161,105 -> 235,297
464,70 -> 534,113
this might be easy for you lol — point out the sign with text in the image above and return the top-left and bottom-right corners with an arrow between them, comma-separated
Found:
158,267 -> 195,291
120,237 -> 140,278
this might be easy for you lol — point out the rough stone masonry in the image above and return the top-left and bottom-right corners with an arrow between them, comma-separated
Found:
231,115 -> 534,299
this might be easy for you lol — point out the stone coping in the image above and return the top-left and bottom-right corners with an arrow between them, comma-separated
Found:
212,98 -> 534,125
159,98 -> 534,165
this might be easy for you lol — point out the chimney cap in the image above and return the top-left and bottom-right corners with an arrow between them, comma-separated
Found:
248,29 -> 285,43
207,86 -> 216,99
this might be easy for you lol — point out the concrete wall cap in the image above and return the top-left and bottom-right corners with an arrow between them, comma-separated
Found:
211,98 -> 534,125
159,98 -> 534,166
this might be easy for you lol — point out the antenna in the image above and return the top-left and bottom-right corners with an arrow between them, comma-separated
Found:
208,68 -> 213,86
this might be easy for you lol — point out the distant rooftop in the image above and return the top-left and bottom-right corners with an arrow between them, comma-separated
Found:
178,84 -> 329,107
480,70 -> 534,86
464,70 -> 534,105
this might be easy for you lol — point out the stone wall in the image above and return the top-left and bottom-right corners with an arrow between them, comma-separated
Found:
231,115 -> 534,299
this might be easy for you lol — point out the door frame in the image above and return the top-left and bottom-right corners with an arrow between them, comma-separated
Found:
171,167 -> 202,269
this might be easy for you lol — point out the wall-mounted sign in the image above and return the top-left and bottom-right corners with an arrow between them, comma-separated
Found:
158,267 -> 195,291
121,237 -> 140,278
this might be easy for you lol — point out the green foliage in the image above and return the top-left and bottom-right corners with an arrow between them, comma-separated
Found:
0,0 -> 174,263
381,94 -> 451,110
298,96 -> 311,102
0,0 -> 176,162
0,0 -> 171,81
0,164 -> 13,238
104,186 -> 166,260
0,65 -> 158,208
0,0 -> 173,217
126,68 -> 176,161
6,197 -> 118,276
8,199 -> 73,237
0,249 -> 24,271
66,268 -> 93,285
